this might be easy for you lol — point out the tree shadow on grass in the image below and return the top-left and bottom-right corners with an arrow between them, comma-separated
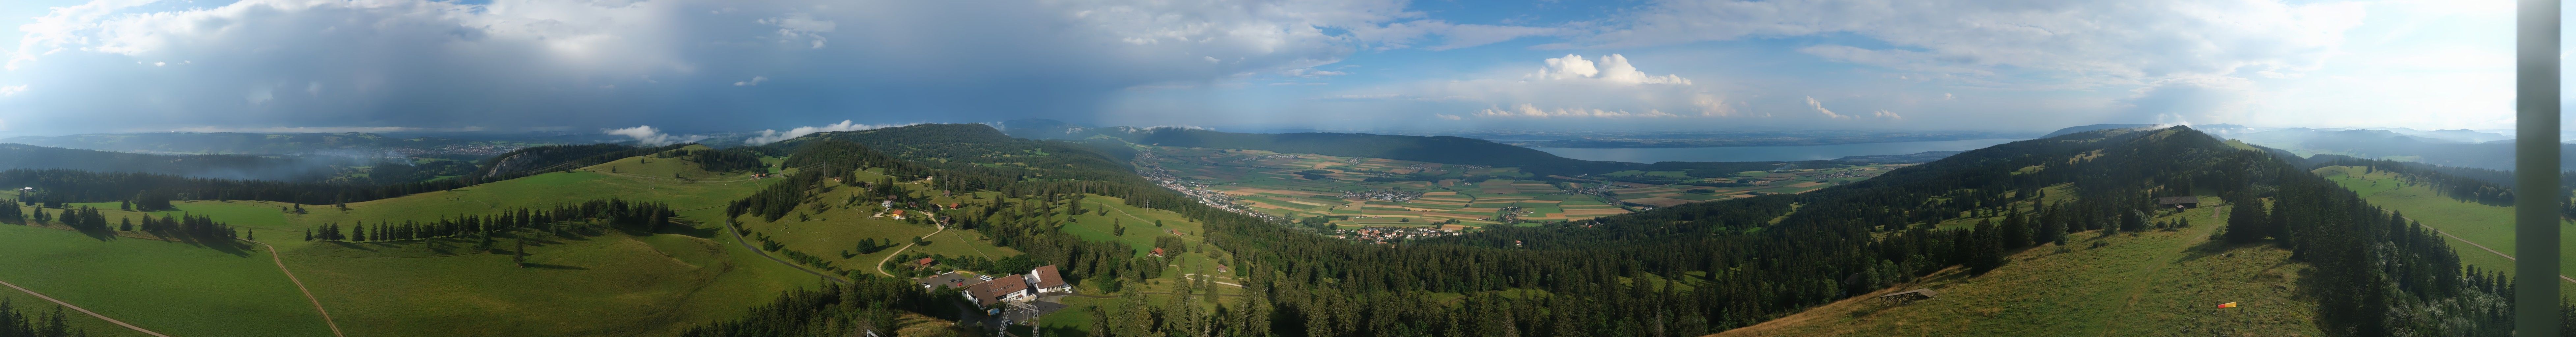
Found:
519,263 -> 589,270
2171,238 -> 2257,265
324,241 -> 380,252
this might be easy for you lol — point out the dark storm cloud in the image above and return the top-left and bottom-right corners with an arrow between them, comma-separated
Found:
0,0 -> 1435,135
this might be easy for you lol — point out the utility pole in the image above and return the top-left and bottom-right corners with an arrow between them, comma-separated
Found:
1003,300 -> 1043,337
2515,0 -> 2562,335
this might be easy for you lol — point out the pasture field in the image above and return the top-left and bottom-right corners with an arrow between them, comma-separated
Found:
4,146 -> 824,337
0,224 -> 335,337
1717,197 -> 2327,337
2315,166 -> 2576,294
1136,145 -> 1909,229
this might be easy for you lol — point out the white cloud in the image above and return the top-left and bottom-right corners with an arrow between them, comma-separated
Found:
743,119 -> 911,144
758,13 -> 835,49
1564,0 -> 2367,88
1341,54 -> 1729,120
1803,96 -> 1899,120
1282,68 -> 1347,77
2118,75 -> 2258,125
734,76 -> 768,86
1473,103 -> 1680,118
0,86 -> 23,97
1434,114 -> 1462,120
603,125 -> 708,146
1349,20 -> 1559,50
1805,96 -> 1845,119
1530,54 -> 1691,85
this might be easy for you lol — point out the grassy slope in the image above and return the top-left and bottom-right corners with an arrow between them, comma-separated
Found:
2313,166 -> 2576,294
0,224 -> 335,337
1717,197 -> 2325,337
5,147 -> 819,337
278,150 -> 814,337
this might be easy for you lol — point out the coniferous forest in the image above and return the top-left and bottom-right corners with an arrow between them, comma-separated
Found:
0,298 -> 83,337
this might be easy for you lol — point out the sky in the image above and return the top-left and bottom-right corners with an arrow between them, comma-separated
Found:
0,0 -> 2535,139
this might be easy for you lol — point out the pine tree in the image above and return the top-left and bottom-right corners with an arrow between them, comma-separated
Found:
2001,205 -> 2030,249
2224,196 -> 2269,243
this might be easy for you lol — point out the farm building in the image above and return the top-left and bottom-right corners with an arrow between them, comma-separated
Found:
961,265 -> 1077,308
2155,196 -> 2200,209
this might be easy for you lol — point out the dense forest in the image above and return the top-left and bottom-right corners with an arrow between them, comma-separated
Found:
2310,155 -> 2576,218
0,143 -> 717,210
688,124 -> 2516,337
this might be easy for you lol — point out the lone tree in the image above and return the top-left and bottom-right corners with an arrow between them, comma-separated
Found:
513,237 -> 529,267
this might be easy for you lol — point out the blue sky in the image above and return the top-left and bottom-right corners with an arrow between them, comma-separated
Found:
0,0 -> 2533,139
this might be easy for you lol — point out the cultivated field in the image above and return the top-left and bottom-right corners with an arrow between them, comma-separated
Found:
1136,146 -> 1905,229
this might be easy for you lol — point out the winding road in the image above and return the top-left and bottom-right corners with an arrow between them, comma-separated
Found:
873,226 -> 943,277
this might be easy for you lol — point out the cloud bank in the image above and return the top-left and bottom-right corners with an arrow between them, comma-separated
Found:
743,120 -> 913,145
604,125 -> 708,146
0,0 -> 1532,135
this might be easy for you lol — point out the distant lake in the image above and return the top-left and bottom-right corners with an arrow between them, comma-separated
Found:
1530,138 -> 2030,163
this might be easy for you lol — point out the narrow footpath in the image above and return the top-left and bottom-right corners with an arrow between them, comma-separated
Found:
246,240 -> 347,337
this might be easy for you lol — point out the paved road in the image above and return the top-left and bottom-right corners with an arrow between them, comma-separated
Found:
723,217 -> 854,285
0,279 -> 174,337
247,240 -> 347,337
873,226 -> 944,277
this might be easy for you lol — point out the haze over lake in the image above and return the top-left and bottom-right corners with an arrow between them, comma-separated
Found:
1531,138 -> 2030,163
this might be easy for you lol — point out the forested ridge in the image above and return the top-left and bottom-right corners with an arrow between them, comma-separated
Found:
0,143 -> 350,181
0,143 -> 726,209
684,124 -> 2513,337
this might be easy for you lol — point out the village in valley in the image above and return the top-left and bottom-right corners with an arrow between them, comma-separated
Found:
1129,146 -> 1914,240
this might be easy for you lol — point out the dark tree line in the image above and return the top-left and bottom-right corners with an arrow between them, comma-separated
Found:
675,148 -> 766,173
306,198 -> 674,242
0,169 -> 468,207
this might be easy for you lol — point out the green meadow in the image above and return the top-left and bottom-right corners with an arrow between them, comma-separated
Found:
0,224 -> 334,337
4,147 -> 827,337
2315,166 -> 2576,295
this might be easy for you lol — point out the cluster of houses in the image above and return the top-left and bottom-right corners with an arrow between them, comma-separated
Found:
1338,189 -> 1423,202
1333,226 -> 1459,244
913,265 -> 1077,309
